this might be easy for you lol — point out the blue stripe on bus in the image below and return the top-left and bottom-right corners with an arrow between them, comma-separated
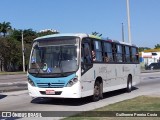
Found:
28,73 -> 76,88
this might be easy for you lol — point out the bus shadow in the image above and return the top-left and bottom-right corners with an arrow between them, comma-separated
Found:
31,87 -> 138,106
31,97 -> 91,106
103,87 -> 138,99
0,94 -> 7,99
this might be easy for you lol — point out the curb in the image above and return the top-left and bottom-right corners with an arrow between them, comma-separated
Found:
141,70 -> 160,73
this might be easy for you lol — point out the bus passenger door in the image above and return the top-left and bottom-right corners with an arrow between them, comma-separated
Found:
81,42 -> 93,74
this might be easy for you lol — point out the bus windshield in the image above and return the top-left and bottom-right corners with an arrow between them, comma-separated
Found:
28,37 -> 79,77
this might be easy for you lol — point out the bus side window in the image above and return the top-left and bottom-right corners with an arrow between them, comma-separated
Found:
125,46 -> 131,63
93,40 -> 103,62
112,44 -> 116,62
103,42 -> 113,62
116,44 -> 123,62
131,47 -> 139,63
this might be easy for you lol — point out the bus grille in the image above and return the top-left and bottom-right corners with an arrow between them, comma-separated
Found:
37,83 -> 65,88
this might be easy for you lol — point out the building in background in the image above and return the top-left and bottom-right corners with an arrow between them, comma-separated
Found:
139,49 -> 160,68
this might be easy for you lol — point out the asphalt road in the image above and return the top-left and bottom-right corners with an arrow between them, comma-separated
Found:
0,74 -> 27,92
0,72 -> 160,119
0,74 -> 27,83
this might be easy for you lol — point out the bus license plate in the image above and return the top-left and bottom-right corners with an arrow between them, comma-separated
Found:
46,90 -> 55,94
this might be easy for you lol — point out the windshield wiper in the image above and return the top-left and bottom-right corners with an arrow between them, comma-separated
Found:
28,63 -> 41,76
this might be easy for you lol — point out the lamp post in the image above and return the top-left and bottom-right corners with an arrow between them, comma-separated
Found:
126,0 -> 132,44
122,23 -> 124,42
21,31 -> 25,72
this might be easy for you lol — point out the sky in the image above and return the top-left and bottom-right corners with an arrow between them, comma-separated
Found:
0,0 -> 160,48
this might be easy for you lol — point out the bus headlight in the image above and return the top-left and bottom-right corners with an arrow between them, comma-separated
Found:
66,77 -> 78,87
28,78 -> 35,87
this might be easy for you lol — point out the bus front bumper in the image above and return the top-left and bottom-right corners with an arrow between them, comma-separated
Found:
28,83 -> 81,98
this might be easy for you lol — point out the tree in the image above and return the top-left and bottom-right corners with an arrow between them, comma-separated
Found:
0,21 -> 60,71
138,47 -> 151,52
10,29 -> 37,42
0,21 -> 12,37
0,37 -> 21,71
23,29 -> 37,43
155,44 -> 160,49
0,28 -> 36,71
10,29 -> 22,41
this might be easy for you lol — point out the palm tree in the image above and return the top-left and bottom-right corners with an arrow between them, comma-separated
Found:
155,44 -> 160,49
0,21 -> 12,37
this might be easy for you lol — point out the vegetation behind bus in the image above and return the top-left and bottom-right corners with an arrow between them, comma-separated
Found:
0,22 -> 59,72
0,21 -> 160,72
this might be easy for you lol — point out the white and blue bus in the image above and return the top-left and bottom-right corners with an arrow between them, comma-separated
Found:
28,33 -> 140,101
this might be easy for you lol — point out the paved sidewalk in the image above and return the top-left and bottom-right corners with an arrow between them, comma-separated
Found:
147,92 -> 160,97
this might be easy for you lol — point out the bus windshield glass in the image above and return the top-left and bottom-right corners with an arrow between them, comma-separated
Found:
28,37 -> 79,77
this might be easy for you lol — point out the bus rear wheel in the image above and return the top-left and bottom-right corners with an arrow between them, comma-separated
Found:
126,75 -> 132,92
92,81 -> 100,102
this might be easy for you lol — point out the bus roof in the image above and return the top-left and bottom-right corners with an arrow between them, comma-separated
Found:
34,33 -> 137,47
34,33 -> 88,41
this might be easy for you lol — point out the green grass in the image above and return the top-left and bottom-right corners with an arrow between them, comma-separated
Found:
63,96 -> 160,120
96,96 -> 160,111
0,71 -> 26,75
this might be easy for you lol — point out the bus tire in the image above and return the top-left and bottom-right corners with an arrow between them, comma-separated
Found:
92,81 -> 100,102
100,82 -> 103,99
126,75 -> 132,92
